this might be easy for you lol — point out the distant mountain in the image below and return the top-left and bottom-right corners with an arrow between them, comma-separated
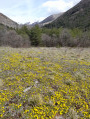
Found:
40,13 -> 63,25
24,22 -> 31,25
0,13 -> 18,29
31,21 -> 39,27
45,0 -> 90,30
30,13 -> 63,27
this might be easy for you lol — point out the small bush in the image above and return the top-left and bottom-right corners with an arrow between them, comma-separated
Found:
67,108 -> 79,119
28,94 -> 43,106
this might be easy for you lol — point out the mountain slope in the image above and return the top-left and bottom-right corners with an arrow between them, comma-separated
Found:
45,0 -> 90,30
40,13 -> 63,25
0,13 -> 18,29
30,13 -> 63,27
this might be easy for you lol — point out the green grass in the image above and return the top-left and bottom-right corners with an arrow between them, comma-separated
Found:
0,47 -> 90,119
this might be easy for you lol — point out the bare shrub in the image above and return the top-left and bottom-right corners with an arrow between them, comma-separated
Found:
78,32 -> 90,47
51,34 -> 58,47
0,29 -> 6,46
20,34 -> 31,47
59,29 -> 73,47
42,33 -> 51,47
41,33 -> 58,47
1,30 -> 31,47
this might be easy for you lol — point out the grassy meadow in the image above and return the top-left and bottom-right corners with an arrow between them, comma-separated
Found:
0,47 -> 90,119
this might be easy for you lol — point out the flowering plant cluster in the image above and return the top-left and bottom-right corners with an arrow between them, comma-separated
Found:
0,47 -> 90,118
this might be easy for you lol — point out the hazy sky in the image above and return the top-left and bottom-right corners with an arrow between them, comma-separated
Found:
0,0 -> 81,24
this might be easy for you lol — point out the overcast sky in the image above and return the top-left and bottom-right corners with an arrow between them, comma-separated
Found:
0,0 -> 81,24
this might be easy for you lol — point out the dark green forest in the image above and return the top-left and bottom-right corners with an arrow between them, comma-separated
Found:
45,0 -> 90,31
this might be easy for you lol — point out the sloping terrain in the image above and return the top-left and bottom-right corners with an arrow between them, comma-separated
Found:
40,13 -> 63,25
30,13 -> 63,27
0,13 -> 18,29
45,0 -> 90,30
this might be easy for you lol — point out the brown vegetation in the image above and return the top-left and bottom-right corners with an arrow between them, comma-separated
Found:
0,30 -> 31,47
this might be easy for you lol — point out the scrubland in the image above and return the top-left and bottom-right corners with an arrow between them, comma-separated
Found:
0,47 -> 90,119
